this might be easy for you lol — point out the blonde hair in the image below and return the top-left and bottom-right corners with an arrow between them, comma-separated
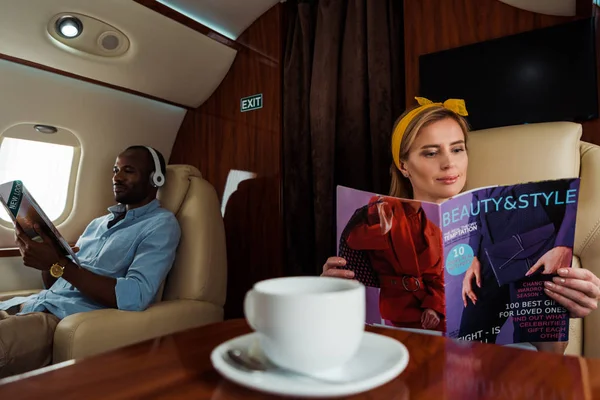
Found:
389,106 -> 470,198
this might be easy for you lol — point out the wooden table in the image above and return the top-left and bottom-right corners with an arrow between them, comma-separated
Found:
0,319 -> 598,399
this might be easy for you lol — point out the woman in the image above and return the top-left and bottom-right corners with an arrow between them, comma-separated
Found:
344,195 -> 446,332
323,97 -> 600,353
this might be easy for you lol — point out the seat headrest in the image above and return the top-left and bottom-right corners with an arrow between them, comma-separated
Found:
465,121 -> 582,190
157,164 -> 203,214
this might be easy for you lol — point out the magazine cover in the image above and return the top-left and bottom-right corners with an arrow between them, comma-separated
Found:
336,178 -> 580,345
0,180 -> 81,267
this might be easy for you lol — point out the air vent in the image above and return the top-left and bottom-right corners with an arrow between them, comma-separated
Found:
98,31 -> 122,53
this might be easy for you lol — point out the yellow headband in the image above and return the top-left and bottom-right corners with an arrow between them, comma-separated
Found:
391,97 -> 468,170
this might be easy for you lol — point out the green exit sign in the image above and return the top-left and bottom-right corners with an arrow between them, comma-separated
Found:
241,94 -> 263,112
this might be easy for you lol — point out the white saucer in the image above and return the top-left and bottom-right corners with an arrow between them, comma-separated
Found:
210,331 -> 409,398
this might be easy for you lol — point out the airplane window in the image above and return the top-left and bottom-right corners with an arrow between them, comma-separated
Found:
0,137 -> 75,222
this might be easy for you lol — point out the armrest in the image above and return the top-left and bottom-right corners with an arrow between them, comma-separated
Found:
0,289 -> 41,302
578,142 -> 600,357
0,245 -> 78,258
53,299 -> 223,363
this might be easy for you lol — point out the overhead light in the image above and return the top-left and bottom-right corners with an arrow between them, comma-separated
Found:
48,13 -> 130,57
55,16 -> 83,39
34,125 -> 58,134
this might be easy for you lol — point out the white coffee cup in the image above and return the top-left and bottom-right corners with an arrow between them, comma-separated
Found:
243,276 -> 365,375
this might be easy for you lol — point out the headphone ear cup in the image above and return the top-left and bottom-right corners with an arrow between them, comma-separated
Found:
145,146 -> 165,187
149,171 -> 157,188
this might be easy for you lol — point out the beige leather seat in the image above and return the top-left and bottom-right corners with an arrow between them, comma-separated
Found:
465,122 -> 600,357
49,164 -> 227,363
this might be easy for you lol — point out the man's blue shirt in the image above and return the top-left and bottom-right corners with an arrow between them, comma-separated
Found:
0,199 -> 181,319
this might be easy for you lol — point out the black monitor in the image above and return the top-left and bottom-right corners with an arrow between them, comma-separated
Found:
419,17 -> 598,131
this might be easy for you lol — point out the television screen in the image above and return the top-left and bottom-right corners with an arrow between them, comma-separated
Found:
419,17 -> 598,131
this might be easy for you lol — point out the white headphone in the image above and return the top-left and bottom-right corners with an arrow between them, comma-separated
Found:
145,146 -> 165,188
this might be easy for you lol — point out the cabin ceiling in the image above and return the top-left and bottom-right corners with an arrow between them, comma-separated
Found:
498,0 -> 576,16
0,0 -> 239,108
156,0 -> 281,40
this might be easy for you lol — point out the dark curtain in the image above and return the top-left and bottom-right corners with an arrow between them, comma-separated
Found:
283,0 -> 405,276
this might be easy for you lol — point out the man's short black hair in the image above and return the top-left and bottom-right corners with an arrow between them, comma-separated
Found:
126,145 -> 167,177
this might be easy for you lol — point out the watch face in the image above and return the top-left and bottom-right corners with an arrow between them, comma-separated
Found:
50,263 -> 64,278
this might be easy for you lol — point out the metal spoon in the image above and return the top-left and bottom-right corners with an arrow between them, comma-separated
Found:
225,349 -> 352,384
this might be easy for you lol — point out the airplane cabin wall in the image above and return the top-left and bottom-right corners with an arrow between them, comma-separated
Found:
169,5 -> 284,320
0,59 -> 186,247
404,0 -> 600,145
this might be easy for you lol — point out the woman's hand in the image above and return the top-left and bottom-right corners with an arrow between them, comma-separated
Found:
421,308 -> 441,329
377,202 -> 393,235
321,257 -> 354,279
544,268 -> 600,318
526,246 -> 573,276
461,256 -> 481,307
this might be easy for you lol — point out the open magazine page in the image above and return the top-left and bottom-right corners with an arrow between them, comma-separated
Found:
0,180 -> 81,267
336,185 -> 445,335
442,178 -> 580,345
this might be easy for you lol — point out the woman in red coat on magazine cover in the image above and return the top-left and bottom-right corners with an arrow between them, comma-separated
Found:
346,195 -> 445,332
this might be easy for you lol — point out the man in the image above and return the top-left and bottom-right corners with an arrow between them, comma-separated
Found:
0,146 -> 181,378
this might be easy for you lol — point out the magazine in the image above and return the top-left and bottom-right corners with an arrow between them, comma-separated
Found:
0,180 -> 81,267
336,178 -> 580,345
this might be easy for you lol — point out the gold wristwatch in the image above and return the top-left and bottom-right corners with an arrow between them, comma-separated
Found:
49,260 -> 66,278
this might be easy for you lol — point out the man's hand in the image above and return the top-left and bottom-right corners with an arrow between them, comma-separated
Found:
15,223 -> 118,308
462,256 -> 482,307
526,246 -> 573,276
15,223 -> 62,271
421,308 -> 441,329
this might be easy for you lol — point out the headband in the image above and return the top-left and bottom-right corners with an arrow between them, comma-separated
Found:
391,97 -> 468,170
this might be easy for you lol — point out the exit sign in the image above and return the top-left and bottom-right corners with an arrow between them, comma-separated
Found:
241,94 -> 263,112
